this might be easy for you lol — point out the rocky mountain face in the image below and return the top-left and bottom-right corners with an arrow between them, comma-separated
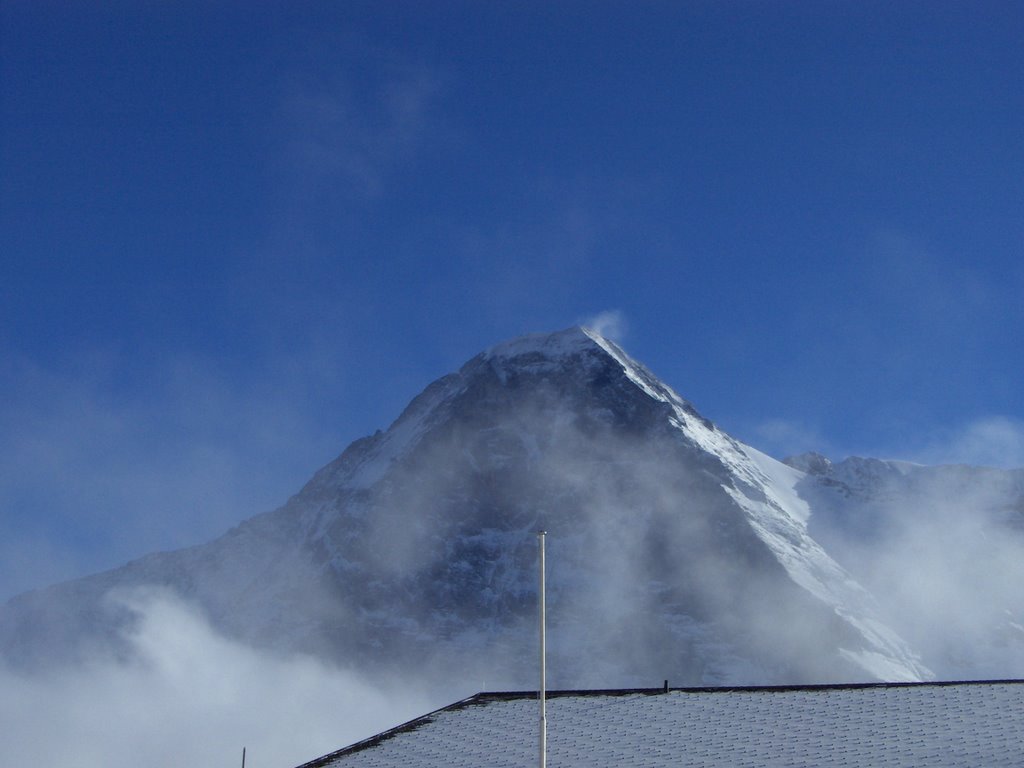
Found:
2,328 -> 1022,687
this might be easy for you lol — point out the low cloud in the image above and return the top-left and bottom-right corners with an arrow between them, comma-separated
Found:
805,456 -> 1024,679
0,587 -> 434,768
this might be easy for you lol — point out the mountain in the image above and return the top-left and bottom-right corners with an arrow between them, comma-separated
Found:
2,327 -> 1022,687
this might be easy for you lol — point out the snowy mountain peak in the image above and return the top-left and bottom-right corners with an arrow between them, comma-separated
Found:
246,330 -> 931,684
784,452 -> 834,475
481,326 -> 711,435
9,328 -> 1020,690
483,325 -> 604,361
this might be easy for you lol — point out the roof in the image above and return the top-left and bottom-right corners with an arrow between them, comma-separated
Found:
295,680 -> 1024,768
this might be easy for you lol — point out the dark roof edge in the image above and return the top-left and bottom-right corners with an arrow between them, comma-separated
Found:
292,692 -> 484,768
291,678 -> 1024,767
477,677 -> 1024,700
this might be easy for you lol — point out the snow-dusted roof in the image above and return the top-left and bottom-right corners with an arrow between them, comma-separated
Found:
296,680 -> 1024,768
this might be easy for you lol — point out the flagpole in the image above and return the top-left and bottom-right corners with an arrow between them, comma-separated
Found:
538,530 -> 547,768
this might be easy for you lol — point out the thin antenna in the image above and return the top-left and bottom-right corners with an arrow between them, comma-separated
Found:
538,530 -> 547,768
241,747 -> 246,768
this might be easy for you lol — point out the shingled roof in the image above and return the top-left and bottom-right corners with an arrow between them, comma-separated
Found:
295,680 -> 1024,768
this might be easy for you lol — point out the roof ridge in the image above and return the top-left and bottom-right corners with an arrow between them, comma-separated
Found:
474,678 -> 1024,699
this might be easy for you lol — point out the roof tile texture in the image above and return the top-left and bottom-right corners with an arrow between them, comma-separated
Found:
302,682 -> 1024,768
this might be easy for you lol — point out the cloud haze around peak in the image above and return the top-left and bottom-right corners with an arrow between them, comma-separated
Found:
0,587 -> 436,768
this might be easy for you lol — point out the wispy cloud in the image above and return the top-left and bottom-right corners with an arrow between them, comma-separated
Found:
581,310 -> 627,342
909,416 -> 1024,469
749,418 -> 832,461
748,414 -> 1024,470
279,57 -> 441,201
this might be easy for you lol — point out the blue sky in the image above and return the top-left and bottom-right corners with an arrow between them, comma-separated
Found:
2,2 -> 1023,600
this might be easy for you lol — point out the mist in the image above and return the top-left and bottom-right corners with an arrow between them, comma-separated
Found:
803,459 -> 1024,678
0,587 -> 435,768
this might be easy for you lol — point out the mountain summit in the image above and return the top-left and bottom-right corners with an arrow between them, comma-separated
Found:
4,327 -> 1021,686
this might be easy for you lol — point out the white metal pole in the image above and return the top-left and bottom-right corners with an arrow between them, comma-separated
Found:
538,530 -> 547,768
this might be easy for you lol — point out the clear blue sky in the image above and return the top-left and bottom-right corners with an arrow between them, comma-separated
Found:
2,2 -> 1023,599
